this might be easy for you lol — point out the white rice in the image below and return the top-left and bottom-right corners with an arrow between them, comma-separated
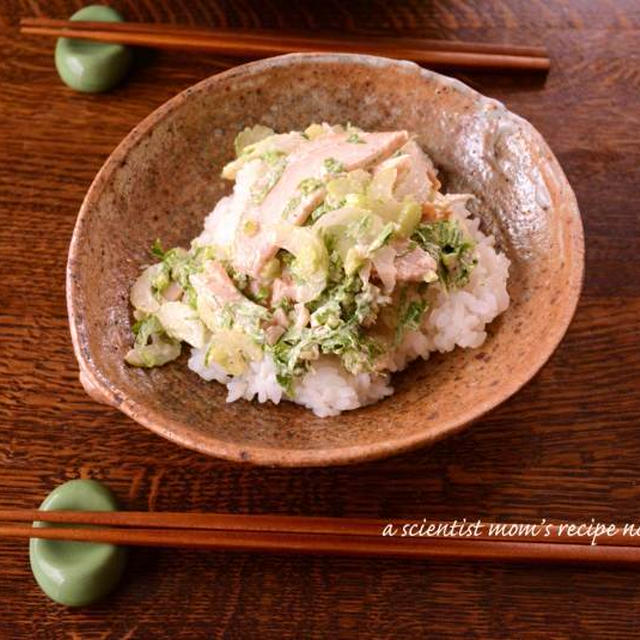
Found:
188,206 -> 510,417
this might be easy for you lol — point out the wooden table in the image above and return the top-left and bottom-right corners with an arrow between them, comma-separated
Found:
1,0 -> 639,637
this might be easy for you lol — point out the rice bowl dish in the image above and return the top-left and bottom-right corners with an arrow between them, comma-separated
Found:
125,123 -> 510,417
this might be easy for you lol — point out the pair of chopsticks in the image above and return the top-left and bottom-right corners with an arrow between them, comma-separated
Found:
20,18 -> 550,72
1,509 -> 638,565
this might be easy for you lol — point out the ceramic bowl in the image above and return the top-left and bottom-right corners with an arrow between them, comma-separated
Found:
67,53 -> 584,466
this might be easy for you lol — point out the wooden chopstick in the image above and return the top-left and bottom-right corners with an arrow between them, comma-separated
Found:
20,18 -> 548,57
0,509 -> 383,536
1,510 -> 639,564
3,523 -> 640,564
0,509 -> 632,545
19,18 -> 550,71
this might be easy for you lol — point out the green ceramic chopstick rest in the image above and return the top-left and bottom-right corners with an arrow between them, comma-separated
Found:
29,479 -> 127,606
55,5 -> 132,92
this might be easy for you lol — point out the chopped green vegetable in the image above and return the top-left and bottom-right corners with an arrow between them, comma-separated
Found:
344,247 -> 364,276
125,334 -> 181,368
281,195 -> 301,219
142,245 -> 210,310
298,177 -> 324,195
395,292 -> 428,344
309,202 -> 331,223
125,314 -> 181,368
270,315 -> 383,393
324,157 -> 345,175
346,133 -> 365,144
325,170 -> 370,208
366,221 -> 396,254
150,264 -> 170,295
229,300 -> 270,342
222,126 -> 297,180
397,200 -> 422,237
229,267 -> 249,291
156,301 -> 207,349
206,329 -> 262,375
234,124 -> 274,156
243,219 -> 259,236
411,219 -> 477,288
132,313 -> 162,347
252,285 -> 270,303
260,149 -> 286,165
251,159 -> 286,204
151,238 -> 165,259
304,123 -> 326,140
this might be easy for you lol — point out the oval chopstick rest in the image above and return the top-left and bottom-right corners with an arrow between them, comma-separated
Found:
29,479 -> 127,606
55,5 -> 132,92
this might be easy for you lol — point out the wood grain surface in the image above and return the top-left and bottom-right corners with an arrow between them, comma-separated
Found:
0,0 -> 639,637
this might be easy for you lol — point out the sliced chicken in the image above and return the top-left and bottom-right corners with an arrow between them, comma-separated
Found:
273,307 -> 290,328
265,324 -> 286,346
232,130 -> 410,277
293,302 -> 310,330
394,247 -> 437,282
271,275 -> 298,305
201,260 -> 244,305
162,281 -> 184,301
371,245 -> 397,293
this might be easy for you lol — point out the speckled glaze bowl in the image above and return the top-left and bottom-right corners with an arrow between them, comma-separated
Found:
67,53 -> 584,466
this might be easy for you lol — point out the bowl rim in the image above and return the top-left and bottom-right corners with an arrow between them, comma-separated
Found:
66,52 -> 585,467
